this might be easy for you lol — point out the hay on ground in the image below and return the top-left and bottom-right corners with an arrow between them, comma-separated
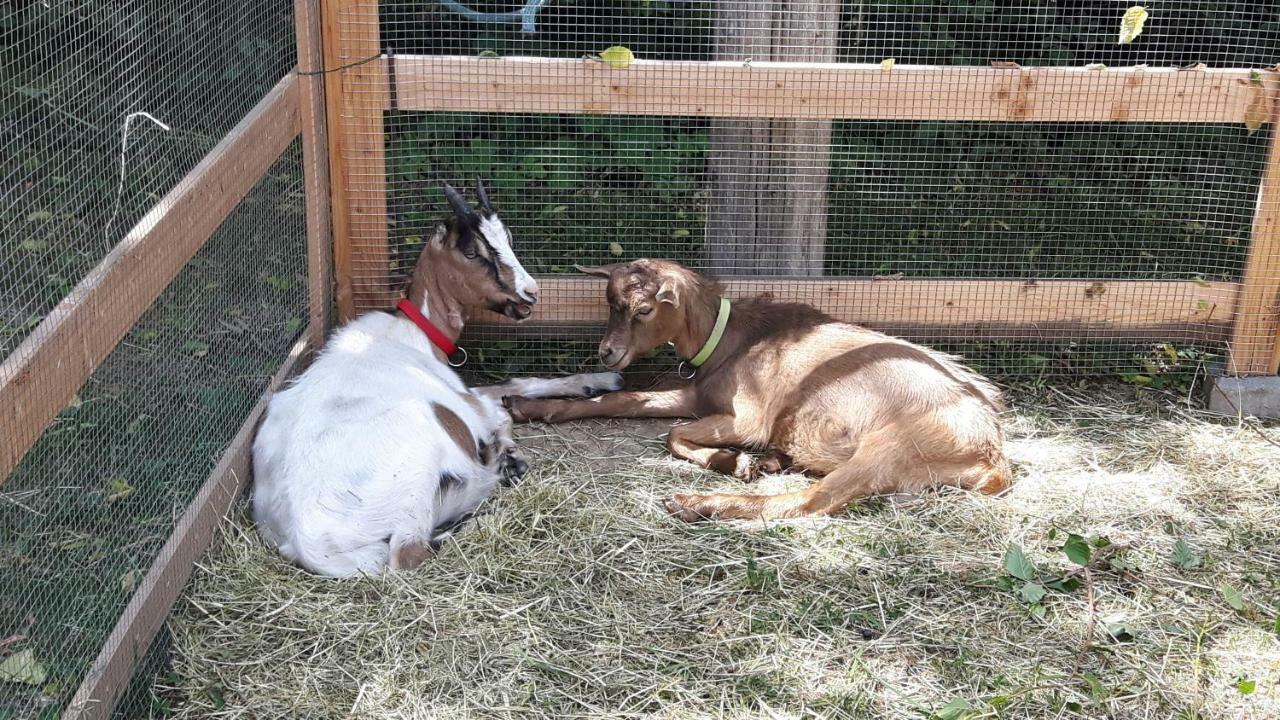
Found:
154,382 -> 1280,719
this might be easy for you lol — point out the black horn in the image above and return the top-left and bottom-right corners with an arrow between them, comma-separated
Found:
474,177 -> 494,212
442,182 -> 476,221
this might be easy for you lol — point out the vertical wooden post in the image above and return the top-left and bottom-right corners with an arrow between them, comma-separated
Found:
320,0 -> 388,321
706,0 -> 841,276
1227,97 -> 1280,376
296,0 -> 333,342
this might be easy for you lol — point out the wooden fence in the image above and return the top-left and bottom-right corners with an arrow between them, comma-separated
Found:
320,0 -> 1280,377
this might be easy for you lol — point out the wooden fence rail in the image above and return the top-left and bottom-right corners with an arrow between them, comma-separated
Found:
326,41 -> 1279,373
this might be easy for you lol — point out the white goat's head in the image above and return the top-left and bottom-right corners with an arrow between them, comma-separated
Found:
410,179 -> 540,321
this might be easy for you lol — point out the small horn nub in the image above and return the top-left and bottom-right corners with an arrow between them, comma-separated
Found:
443,182 -> 474,220
474,177 -> 493,212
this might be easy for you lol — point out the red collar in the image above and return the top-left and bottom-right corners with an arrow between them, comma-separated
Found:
396,298 -> 467,366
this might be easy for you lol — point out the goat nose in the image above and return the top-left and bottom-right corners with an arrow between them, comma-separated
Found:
599,346 -> 617,364
524,280 -> 541,304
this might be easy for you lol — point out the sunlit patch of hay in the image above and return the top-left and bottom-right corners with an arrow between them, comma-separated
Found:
156,382 -> 1280,719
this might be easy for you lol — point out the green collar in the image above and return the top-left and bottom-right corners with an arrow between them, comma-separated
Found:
688,297 -> 731,368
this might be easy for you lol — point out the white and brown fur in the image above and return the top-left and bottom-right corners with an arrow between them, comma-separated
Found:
250,180 -> 621,576
505,259 -> 1010,521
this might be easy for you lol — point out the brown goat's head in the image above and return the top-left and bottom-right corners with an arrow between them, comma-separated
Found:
575,259 -> 701,370
408,179 -> 539,321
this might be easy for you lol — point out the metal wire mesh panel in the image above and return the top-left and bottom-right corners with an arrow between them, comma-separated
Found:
330,1 -> 1279,381
0,1 -> 301,716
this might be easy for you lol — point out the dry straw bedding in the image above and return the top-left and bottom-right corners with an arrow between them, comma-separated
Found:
157,382 -> 1280,719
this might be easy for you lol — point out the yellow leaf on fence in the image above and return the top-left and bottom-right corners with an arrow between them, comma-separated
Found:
880,58 -> 895,73
608,242 -> 624,257
1118,6 -> 1148,44
600,46 -> 635,69
1244,72 -> 1268,135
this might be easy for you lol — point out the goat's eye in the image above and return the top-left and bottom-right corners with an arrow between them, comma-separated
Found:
636,306 -> 654,318
462,247 -> 478,260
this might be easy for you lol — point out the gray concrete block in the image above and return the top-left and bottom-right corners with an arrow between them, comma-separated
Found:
1205,374 -> 1280,419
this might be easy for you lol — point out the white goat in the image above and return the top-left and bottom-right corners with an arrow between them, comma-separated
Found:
251,180 -> 620,577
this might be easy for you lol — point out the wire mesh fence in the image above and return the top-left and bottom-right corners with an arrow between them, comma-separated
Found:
1,0 -> 302,717
334,0 -> 1280,382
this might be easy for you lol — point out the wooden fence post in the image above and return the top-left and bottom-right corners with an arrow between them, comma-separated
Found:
320,0 -> 388,321
1227,91 -> 1280,376
296,0 -> 333,342
706,0 -> 841,276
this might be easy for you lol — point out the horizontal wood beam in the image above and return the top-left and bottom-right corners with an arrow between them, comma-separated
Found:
0,73 -> 300,482
64,335 -> 314,720
467,277 -> 1238,342
388,55 -> 1275,124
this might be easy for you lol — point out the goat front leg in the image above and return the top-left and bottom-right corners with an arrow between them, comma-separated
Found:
505,386 -> 697,423
665,414 -> 756,479
666,441 -> 898,522
472,371 -> 623,402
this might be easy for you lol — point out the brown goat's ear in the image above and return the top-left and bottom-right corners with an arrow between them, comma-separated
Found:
656,279 -> 680,308
573,263 -> 626,278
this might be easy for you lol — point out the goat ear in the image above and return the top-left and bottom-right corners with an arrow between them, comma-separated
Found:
442,182 -> 476,221
474,177 -> 494,212
656,279 -> 680,308
573,263 -> 626,278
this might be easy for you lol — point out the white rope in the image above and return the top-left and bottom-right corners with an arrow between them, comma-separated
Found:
102,111 -> 171,242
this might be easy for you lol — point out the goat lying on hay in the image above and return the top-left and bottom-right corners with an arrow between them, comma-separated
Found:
506,259 -> 1011,521
251,180 -> 621,576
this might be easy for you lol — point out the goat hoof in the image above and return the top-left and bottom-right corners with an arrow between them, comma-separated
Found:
503,396 -> 529,421
501,448 -> 529,486
731,453 -> 756,481
665,494 -> 709,522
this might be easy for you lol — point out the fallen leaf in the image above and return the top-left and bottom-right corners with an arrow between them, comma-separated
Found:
1171,538 -> 1201,569
991,61 -> 1021,69
1118,6 -> 1148,44
106,477 -> 135,503
1004,543 -> 1034,581
1018,582 -> 1047,603
1085,63 -> 1108,71
26,210 -> 53,222
600,46 -> 635,69
608,242 -> 624,257
1236,677 -> 1256,695
880,57 -> 895,73
1062,533 -> 1092,566
183,340 -> 210,358
1244,82 -> 1267,135
0,649 -> 48,686
1220,584 -> 1245,611
933,698 -> 971,720
1103,616 -> 1136,642
18,239 -> 47,253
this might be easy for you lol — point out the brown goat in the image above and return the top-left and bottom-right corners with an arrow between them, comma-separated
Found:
504,259 -> 1011,521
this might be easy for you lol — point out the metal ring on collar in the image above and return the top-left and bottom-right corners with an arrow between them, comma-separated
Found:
677,361 -> 697,380
448,347 -> 469,367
